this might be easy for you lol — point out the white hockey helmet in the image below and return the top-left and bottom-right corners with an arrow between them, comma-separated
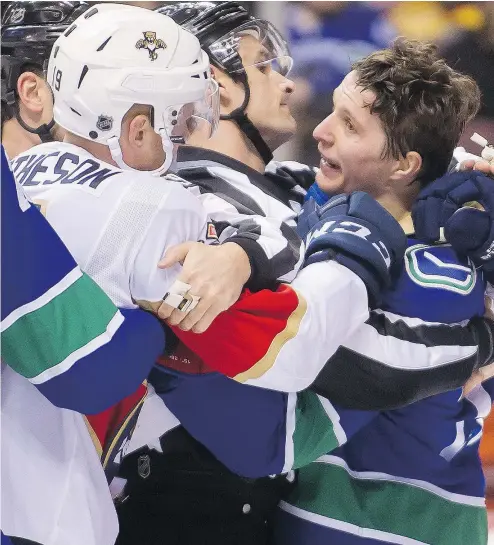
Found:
46,3 -> 220,175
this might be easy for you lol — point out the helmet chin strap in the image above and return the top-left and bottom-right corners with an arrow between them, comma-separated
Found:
221,72 -> 273,166
7,84 -> 56,143
14,107 -> 56,143
107,129 -> 174,177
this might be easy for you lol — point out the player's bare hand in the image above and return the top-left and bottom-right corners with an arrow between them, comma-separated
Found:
156,241 -> 251,333
460,159 -> 494,178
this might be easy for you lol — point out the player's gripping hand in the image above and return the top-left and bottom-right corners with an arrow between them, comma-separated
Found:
297,192 -> 407,307
155,242 -> 251,333
459,158 -> 494,178
412,171 -> 494,281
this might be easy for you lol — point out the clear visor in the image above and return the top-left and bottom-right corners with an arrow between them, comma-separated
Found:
209,19 -> 293,77
231,55 -> 293,77
166,79 -> 220,144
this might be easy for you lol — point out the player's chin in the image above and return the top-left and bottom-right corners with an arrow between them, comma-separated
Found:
267,118 -> 297,150
315,168 -> 345,195
276,112 -> 297,138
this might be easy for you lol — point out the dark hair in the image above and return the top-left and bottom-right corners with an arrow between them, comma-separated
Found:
352,38 -> 481,186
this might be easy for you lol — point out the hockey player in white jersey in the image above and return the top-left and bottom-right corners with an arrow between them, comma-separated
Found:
0,4 -> 247,544
1,3 -> 173,544
12,3 -> 250,323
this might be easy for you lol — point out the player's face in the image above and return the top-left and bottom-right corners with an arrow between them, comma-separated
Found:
237,34 -> 297,151
313,71 -> 399,199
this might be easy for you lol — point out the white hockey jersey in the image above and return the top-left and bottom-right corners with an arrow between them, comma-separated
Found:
13,142 -> 213,309
1,365 -> 118,545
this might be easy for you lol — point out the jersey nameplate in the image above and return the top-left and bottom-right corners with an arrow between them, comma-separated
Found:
12,151 -> 120,190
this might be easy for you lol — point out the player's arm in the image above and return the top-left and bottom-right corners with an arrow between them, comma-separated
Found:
129,181 -> 221,310
170,271 -> 494,401
170,193 -> 494,404
153,367 -> 377,478
178,177 -> 304,288
170,261 -> 368,391
0,148 -> 166,414
310,310 -> 493,409
169,192 -> 404,392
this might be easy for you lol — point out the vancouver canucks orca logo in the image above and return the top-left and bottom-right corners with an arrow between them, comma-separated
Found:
405,243 -> 476,295
135,31 -> 166,61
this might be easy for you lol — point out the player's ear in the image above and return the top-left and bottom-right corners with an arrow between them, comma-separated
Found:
121,104 -> 153,150
211,65 -> 238,114
127,114 -> 151,147
17,71 -> 45,116
119,104 -> 163,170
389,151 -> 422,186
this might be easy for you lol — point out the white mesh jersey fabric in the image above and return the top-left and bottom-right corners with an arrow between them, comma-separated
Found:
17,142 -> 210,308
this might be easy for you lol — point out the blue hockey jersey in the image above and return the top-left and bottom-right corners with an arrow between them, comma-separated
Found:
275,239 -> 492,545
118,173 -> 493,545
1,145 -> 165,414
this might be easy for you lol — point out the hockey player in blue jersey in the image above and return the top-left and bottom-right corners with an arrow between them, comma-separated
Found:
273,43 -> 494,545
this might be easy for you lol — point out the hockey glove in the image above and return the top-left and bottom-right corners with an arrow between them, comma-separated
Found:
413,171 -> 494,281
297,192 -> 407,307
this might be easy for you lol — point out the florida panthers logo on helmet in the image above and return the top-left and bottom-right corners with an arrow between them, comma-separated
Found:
135,31 -> 166,61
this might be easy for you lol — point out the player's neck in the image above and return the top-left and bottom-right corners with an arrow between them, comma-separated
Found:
64,132 -> 115,166
190,119 -> 267,173
2,119 -> 42,159
376,193 -> 414,232
375,180 -> 419,234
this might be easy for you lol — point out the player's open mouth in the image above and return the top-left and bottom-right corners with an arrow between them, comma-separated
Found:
320,156 -> 341,173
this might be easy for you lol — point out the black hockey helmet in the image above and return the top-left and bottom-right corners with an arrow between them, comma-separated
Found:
1,1 -> 89,141
157,2 -> 292,165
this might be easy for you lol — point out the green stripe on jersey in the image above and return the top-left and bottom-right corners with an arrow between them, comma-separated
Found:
292,392 -> 341,469
286,460 -> 487,545
1,273 -> 118,381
